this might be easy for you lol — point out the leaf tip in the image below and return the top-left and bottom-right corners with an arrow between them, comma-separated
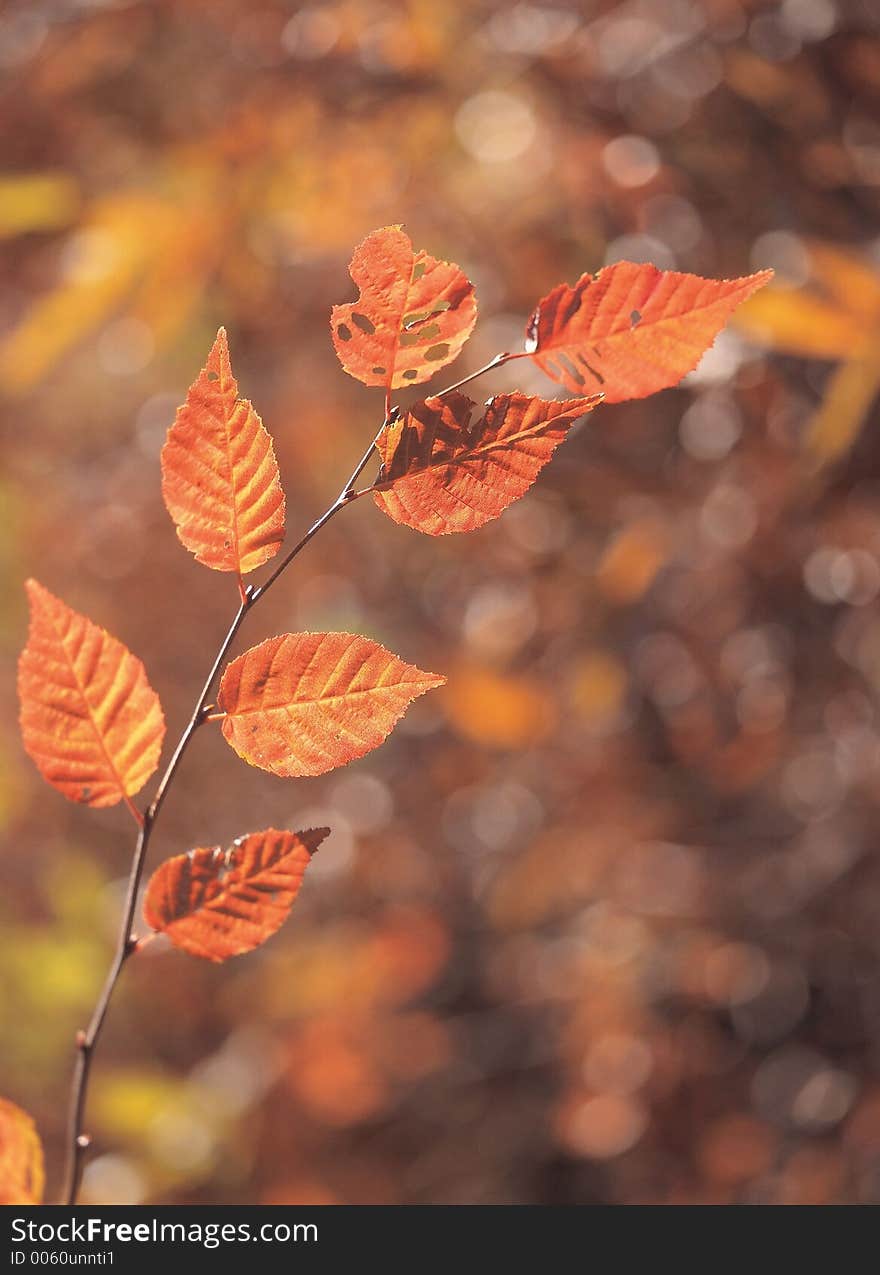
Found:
207,325 -> 231,373
23,577 -> 55,618
302,826 -> 332,856
751,267 -> 775,289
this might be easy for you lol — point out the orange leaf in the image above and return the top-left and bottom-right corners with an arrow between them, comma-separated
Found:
331,226 -> 477,395
524,261 -> 773,402
18,580 -> 165,808
373,390 -> 599,534
217,632 -> 445,777
144,827 -> 328,961
0,1097 -> 44,1205
161,328 -> 285,574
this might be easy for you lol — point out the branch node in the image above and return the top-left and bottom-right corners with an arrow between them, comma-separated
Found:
75,1030 -> 87,1050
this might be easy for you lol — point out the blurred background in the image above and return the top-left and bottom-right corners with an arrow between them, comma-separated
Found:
2,0 -> 880,1206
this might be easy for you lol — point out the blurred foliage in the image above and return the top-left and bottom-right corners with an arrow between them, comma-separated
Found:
2,0 -> 880,1205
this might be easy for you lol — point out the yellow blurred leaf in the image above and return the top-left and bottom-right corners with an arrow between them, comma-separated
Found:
597,518 -> 669,603
0,193 -> 177,394
736,242 -> 880,361
0,172 -> 80,238
129,204 -> 224,345
443,664 -> 557,748
804,332 -> 880,470
805,242 -> 880,322
572,651 -> 628,723
735,286 -> 863,360
91,1069 -> 182,1140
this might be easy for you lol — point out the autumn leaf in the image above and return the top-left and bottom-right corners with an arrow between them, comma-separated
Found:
18,580 -> 165,808
161,328 -> 285,574
217,632 -> 445,777
524,260 -> 773,402
372,390 -> 600,534
144,827 -> 328,961
0,1097 -> 44,1206
331,225 -> 477,397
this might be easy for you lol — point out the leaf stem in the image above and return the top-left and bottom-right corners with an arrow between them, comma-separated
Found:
430,350 -> 523,399
61,424 -> 383,1203
122,794 -> 145,829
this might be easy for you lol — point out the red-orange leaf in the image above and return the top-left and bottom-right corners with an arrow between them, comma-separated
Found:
161,328 -> 285,574
18,580 -> 165,808
331,225 -> 477,395
0,1097 -> 44,1205
144,827 -> 327,962
524,261 -> 773,402
372,390 -> 600,535
217,632 -> 445,777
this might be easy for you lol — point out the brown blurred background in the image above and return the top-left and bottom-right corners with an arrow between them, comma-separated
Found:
2,0 -> 880,1206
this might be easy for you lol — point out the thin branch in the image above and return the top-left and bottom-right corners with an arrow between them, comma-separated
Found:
62,427 -> 382,1204
429,350 -> 524,399
62,353 -> 517,1202
249,422 -> 384,604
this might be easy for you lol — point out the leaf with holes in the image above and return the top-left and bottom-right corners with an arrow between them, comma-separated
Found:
161,327 -> 285,574
144,827 -> 328,961
524,260 -> 773,402
18,580 -> 165,808
331,225 -> 477,396
0,1097 -> 44,1205
216,632 -> 445,777
373,390 -> 600,534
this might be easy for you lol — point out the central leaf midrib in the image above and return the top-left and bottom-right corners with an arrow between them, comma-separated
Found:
547,279 -> 755,356
44,604 -> 130,798
385,252 -> 425,390
375,409 -> 588,488
228,677 -> 435,716
210,373 -> 244,565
